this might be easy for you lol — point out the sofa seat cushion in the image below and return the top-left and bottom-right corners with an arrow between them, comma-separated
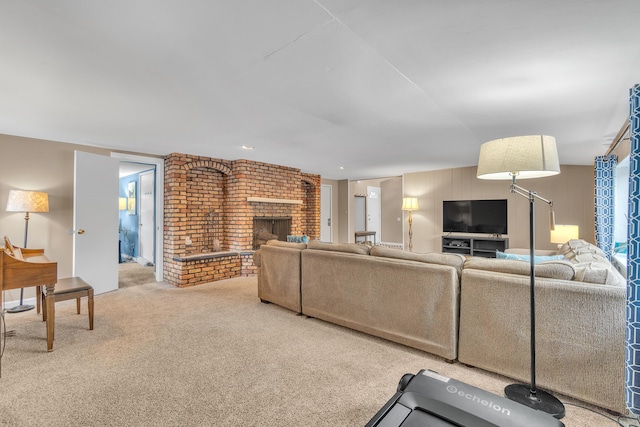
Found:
307,240 -> 370,255
370,246 -> 465,276
464,257 -> 575,281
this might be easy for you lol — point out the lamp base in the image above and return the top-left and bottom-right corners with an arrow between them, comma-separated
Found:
6,304 -> 35,313
504,384 -> 565,419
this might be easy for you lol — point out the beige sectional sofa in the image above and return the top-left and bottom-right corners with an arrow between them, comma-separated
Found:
459,239 -> 626,414
254,238 -> 627,413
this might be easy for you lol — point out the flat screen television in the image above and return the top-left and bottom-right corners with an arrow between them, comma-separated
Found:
443,199 -> 508,235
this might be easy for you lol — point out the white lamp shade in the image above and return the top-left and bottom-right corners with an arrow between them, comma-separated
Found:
119,197 -> 128,210
402,197 -> 419,211
6,190 -> 49,213
550,225 -> 579,244
477,135 -> 560,180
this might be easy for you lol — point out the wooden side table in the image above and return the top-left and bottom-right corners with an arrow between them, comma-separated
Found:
355,231 -> 376,245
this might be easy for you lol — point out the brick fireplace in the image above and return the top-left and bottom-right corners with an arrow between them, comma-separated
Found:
163,153 -> 320,287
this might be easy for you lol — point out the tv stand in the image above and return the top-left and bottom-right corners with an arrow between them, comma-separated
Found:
442,236 -> 508,258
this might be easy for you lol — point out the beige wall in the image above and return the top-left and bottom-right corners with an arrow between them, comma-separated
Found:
0,134 -> 109,303
380,177 -> 402,243
403,165 -> 595,253
337,179 -> 349,243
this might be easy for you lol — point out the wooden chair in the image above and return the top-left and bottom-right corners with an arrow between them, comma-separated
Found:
41,277 -> 94,334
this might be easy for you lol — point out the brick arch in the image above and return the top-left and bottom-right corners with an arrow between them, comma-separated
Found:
301,173 -> 320,188
300,174 -> 321,241
183,160 -> 231,176
301,178 -> 317,187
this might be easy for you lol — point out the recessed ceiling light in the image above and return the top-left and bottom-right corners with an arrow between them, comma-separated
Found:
339,166 -> 347,170
241,145 -> 254,150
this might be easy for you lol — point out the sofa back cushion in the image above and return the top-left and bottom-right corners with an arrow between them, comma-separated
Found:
266,240 -> 307,250
255,240 -> 307,266
307,240 -> 370,255
573,261 -> 624,286
464,257 -> 575,281
370,245 -> 465,275
558,239 -> 606,257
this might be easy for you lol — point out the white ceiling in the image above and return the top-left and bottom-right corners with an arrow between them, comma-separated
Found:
1,1 -> 638,180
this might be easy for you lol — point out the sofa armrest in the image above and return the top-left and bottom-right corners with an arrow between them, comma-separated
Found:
257,245 -> 303,313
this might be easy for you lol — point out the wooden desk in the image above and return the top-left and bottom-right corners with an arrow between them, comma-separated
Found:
1,249 -> 57,351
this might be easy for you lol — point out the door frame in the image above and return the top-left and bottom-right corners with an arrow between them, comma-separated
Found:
138,170 -> 155,265
111,152 -> 164,282
320,184 -> 332,242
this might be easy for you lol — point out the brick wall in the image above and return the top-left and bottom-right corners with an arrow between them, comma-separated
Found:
163,153 -> 320,287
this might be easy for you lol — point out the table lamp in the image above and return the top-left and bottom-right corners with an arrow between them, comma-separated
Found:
550,225 -> 579,249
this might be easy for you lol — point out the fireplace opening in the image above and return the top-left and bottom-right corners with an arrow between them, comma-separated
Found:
253,217 -> 292,249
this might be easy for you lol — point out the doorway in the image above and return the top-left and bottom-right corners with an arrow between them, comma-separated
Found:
366,186 -> 381,241
118,161 -> 158,288
350,177 -> 403,245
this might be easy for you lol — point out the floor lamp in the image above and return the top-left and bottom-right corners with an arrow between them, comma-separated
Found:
402,197 -> 419,252
477,135 -> 565,419
5,190 -> 49,313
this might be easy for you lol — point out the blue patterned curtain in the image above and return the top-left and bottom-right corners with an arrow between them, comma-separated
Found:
594,155 -> 617,259
626,83 -> 640,414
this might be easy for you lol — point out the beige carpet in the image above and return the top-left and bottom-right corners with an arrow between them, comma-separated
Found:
118,261 -> 157,289
0,277 -> 634,426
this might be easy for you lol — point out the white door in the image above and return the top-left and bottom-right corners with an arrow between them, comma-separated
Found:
366,186 -> 381,243
74,151 -> 119,295
138,170 -> 155,265
320,184 -> 332,242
